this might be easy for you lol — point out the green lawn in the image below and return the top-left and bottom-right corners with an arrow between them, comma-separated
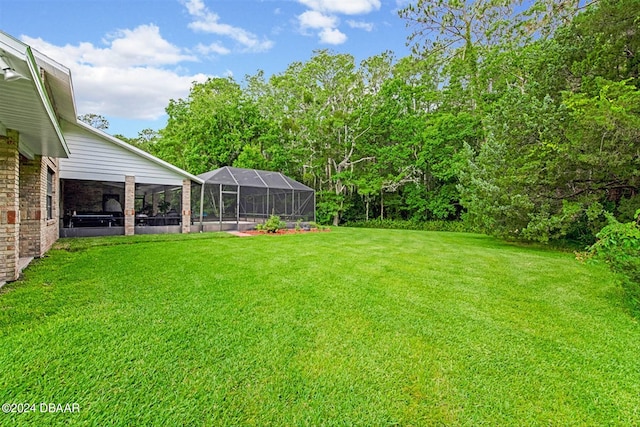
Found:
1,228 -> 639,426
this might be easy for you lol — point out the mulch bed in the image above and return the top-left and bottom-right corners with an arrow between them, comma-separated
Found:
244,228 -> 330,236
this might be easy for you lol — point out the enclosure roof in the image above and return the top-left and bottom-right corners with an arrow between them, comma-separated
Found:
198,166 -> 313,191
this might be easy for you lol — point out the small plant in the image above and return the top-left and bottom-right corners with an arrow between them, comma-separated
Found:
264,215 -> 286,233
308,221 -> 328,231
295,219 -> 303,232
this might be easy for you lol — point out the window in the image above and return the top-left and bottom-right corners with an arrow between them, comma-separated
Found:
46,168 -> 54,220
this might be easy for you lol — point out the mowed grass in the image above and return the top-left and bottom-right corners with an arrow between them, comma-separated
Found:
1,228 -> 639,426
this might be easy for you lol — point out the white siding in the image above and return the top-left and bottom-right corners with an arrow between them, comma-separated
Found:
59,123 -> 185,185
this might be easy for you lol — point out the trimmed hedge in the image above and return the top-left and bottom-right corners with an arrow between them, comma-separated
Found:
344,219 -> 475,233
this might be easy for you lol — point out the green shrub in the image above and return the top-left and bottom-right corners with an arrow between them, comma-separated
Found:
344,219 -> 474,233
587,210 -> 640,312
308,221 -> 329,231
264,215 -> 286,233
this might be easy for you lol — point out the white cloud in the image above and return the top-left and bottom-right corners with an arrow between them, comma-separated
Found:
183,0 -> 273,52
104,25 -> 197,66
184,0 -> 206,16
319,28 -> 347,45
21,28 -> 208,122
298,0 -> 381,15
76,66 -> 208,120
297,10 -> 346,44
296,0 -> 380,45
194,42 -> 231,56
298,11 -> 338,30
347,20 -> 374,32
24,25 -> 196,69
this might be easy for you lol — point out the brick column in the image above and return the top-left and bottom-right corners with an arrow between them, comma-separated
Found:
124,176 -> 135,236
181,179 -> 191,233
0,130 -> 20,282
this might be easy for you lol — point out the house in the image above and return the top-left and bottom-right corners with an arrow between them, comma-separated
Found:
0,31 -> 202,284
58,120 -> 202,238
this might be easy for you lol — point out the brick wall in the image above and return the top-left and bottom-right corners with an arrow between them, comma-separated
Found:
41,157 -> 59,255
18,155 -> 43,257
61,179 -> 125,214
62,180 -> 104,212
0,132 -> 20,282
18,156 -> 60,258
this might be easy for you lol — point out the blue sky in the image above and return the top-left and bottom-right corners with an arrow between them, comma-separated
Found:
0,0 -> 412,137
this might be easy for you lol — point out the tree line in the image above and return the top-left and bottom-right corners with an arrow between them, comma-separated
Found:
113,0 -> 638,244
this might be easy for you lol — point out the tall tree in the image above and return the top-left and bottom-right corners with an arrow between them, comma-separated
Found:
459,0 -> 640,242
156,77 -> 263,174
78,113 -> 109,130
271,50 -> 376,225
243,71 -> 298,176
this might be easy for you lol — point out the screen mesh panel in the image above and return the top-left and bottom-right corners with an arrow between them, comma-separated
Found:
195,167 -> 315,223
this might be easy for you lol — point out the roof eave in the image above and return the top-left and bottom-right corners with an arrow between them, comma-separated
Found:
0,31 -> 70,158
25,46 -> 70,157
